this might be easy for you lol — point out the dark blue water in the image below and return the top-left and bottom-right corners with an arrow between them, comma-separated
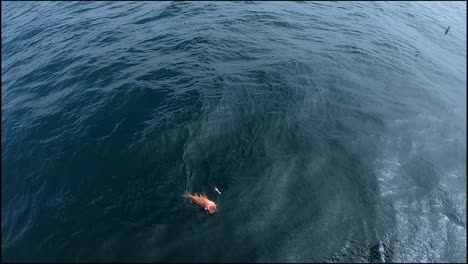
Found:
2,1 -> 466,262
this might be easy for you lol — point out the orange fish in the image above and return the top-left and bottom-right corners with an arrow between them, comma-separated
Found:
183,191 -> 218,214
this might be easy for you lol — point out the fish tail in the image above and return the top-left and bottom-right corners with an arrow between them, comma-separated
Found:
182,191 -> 191,198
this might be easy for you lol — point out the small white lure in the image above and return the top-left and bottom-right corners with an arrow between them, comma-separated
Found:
214,186 -> 221,194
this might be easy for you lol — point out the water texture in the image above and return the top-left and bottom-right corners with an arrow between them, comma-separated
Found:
1,1 -> 466,262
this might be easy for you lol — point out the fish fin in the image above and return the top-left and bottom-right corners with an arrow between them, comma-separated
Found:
182,191 -> 191,198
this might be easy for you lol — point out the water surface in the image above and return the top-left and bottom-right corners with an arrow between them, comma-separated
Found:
1,1 -> 466,262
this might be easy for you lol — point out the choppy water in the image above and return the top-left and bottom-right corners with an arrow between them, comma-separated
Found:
1,1 -> 466,262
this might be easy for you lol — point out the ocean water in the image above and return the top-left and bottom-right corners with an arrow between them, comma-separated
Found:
1,1 -> 466,262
